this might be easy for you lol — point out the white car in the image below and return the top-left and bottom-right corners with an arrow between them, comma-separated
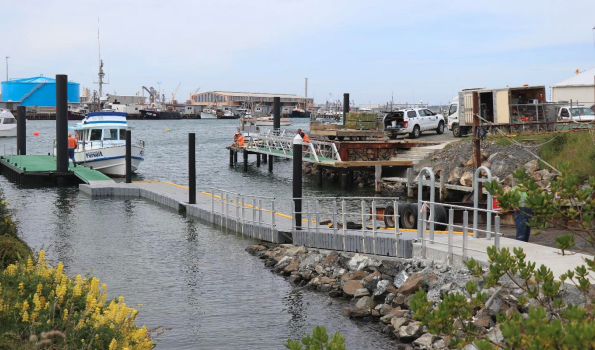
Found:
557,106 -> 595,122
383,108 -> 445,139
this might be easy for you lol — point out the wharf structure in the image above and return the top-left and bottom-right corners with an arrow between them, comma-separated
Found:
190,91 -> 313,115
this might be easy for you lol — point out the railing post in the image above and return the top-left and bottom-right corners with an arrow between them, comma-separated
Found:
271,200 -> 276,243
448,208 -> 454,265
393,200 -> 399,256
341,200 -> 347,250
225,193 -> 229,230
315,200 -> 320,237
361,200 -> 366,253
332,199 -> 338,236
220,191 -> 225,227
463,210 -> 469,261
241,196 -> 245,236
210,189 -> 215,223
291,200 -> 296,231
372,200 -> 377,255
306,200 -> 311,237
235,195 -> 240,232
495,215 -> 501,250
258,199 -> 262,239
421,207 -> 427,259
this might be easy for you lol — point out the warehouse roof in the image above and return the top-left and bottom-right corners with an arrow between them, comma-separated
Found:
552,67 -> 595,87
200,91 -> 309,99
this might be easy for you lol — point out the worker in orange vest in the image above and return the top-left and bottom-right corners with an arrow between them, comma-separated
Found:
232,132 -> 245,147
68,133 -> 78,165
297,128 -> 310,143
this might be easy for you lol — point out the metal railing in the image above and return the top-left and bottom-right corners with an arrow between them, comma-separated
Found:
209,188 -> 278,242
417,200 -> 501,264
246,132 -> 341,162
291,196 -> 402,255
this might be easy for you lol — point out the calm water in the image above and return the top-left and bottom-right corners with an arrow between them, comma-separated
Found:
0,119 -> 394,349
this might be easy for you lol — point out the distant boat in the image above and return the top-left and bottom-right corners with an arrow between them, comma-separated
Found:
200,108 -> 217,119
217,107 -> 240,119
290,108 -> 311,118
0,109 -> 17,137
253,116 -> 292,126
140,109 -> 182,120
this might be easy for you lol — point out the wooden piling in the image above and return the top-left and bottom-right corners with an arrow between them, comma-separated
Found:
256,153 -> 260,167
243,151 -> 248,172
407,167 -> 414,198
375,165 -> 382,193
268,155 -> 273,172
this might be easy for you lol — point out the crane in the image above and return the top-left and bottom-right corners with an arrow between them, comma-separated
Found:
142,86 -> 157,103
171,83 -> 181,104
189,87 -> 201,102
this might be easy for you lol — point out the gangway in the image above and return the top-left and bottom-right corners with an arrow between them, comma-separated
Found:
246,130 -> 341,163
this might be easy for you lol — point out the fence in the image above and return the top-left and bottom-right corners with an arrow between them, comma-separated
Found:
208,188 -> 280,243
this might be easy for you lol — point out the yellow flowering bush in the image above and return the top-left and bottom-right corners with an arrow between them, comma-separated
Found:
0,250 -> 155,349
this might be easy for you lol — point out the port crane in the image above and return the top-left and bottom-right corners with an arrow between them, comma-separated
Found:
189,87 -> 201,103
142,86 -> 157,103
171,82 -> 181,104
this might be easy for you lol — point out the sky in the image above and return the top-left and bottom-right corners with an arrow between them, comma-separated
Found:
2,0 -> 595,106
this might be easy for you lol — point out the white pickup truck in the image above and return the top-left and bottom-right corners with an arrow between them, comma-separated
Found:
382,108 -> 445,139
556,106 -> 595,121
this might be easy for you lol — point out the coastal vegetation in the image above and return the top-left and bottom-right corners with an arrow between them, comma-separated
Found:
410,163 -> 595,349
285,326 -> 346,350
0,188 -> 155,349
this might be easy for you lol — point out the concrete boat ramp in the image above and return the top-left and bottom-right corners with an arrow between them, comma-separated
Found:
80,180 -> 593,280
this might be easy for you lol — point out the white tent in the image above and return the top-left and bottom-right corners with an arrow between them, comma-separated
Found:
551,68 -> 595,105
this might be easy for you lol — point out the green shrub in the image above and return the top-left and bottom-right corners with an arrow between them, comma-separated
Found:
285,326 -> 346,350
0,234 -> 31,270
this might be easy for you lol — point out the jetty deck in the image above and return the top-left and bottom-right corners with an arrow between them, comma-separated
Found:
0,155 -> 113,185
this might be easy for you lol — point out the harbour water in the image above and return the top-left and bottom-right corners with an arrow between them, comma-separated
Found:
0,119 -> 395,349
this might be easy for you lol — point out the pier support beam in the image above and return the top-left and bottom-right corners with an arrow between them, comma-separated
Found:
316,166 -> 323,187
125,130 -> 131,183
16,106 -> 26,156
234,150 -> 238,164
273,97 -> 281,132
55,74 -> 68,173
189,133 -> 196,204
243,151 -> 248,172
375,165 -> 382,193
262,154 -> 267,164
341,172 -> 348,190
256,153 -> 260,167
229,149 -> 234,167
348,170 -> 354,187
268,155 -> 273,172
293,135 -> 303,229
343,93 -> 349,126
407,167 -> 414,198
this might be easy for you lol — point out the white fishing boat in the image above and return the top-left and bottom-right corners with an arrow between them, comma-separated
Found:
200,108 -> 217,119
59,111 -> 145,176
0,109 -> 17,137
254,116 -> 292,126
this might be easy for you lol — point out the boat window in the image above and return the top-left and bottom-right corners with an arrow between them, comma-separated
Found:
103,129 -> 118,140
2,118 -> 16,124
90,129 -> 102,141
119,129 -> 126,140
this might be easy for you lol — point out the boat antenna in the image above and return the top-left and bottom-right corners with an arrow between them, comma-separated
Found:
94,17 -> 107,104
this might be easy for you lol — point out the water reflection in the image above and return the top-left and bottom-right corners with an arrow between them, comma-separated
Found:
284,289 -> 306,339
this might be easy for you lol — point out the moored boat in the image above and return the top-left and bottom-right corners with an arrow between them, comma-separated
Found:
61,111 -> 145,176
253,116 -> 292,126
0,109 -> 17,137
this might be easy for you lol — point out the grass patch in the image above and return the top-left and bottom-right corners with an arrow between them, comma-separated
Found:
538,131 -> 595,180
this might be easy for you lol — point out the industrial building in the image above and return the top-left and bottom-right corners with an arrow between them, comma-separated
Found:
102,94 -> 146,105
551,68 -> 595,105
190,91 -> 312,113
0,76 -> 80,109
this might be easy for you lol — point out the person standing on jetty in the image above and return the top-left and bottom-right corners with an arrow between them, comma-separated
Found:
297,129 -> 310,143
511,185 -> 532,242
232,132 -> 245,147
67,133 -> 78,166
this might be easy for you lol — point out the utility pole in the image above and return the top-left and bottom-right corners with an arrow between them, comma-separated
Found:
5,57 -> 9,81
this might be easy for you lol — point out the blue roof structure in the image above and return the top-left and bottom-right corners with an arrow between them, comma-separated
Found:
0,75 -> 80,106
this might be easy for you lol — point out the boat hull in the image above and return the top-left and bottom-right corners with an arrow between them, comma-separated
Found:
200,112 -> 218,119
217,115 -> 240,119
141,110 -> 182,120
254,120 -> 292,126
0,126 -> 17,137
290,110 -> 311,118
74,144 -> 144,177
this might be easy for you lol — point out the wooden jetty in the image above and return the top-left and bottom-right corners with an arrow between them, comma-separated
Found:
0,155 -> 113,185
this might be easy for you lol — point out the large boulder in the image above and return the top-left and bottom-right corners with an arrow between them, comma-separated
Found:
523,159 -> 539,173
413,333 -> 436,349
343,280 -> 364,296
397,273 -> 427,296
347,254 -> 369,270
448,167 -> 464,184
286,245 -> 308,256
397,323 -> 423,341
460,171 -> 474,187
354,288 -> 371,297
393,270 -> 409,288
355,296 -> 377,310
284,258 -> 301,273
391,317 -> 408,330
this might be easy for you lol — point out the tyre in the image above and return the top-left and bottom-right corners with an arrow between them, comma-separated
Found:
409,125 -> 421,139
452,124 -> 461,137
436,121 -> 445,134
401,203 -> 418,229
388,134 -> 397,140
383,204 -> 405,228
337,136 -> 345,141
428,204 -> 447,230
